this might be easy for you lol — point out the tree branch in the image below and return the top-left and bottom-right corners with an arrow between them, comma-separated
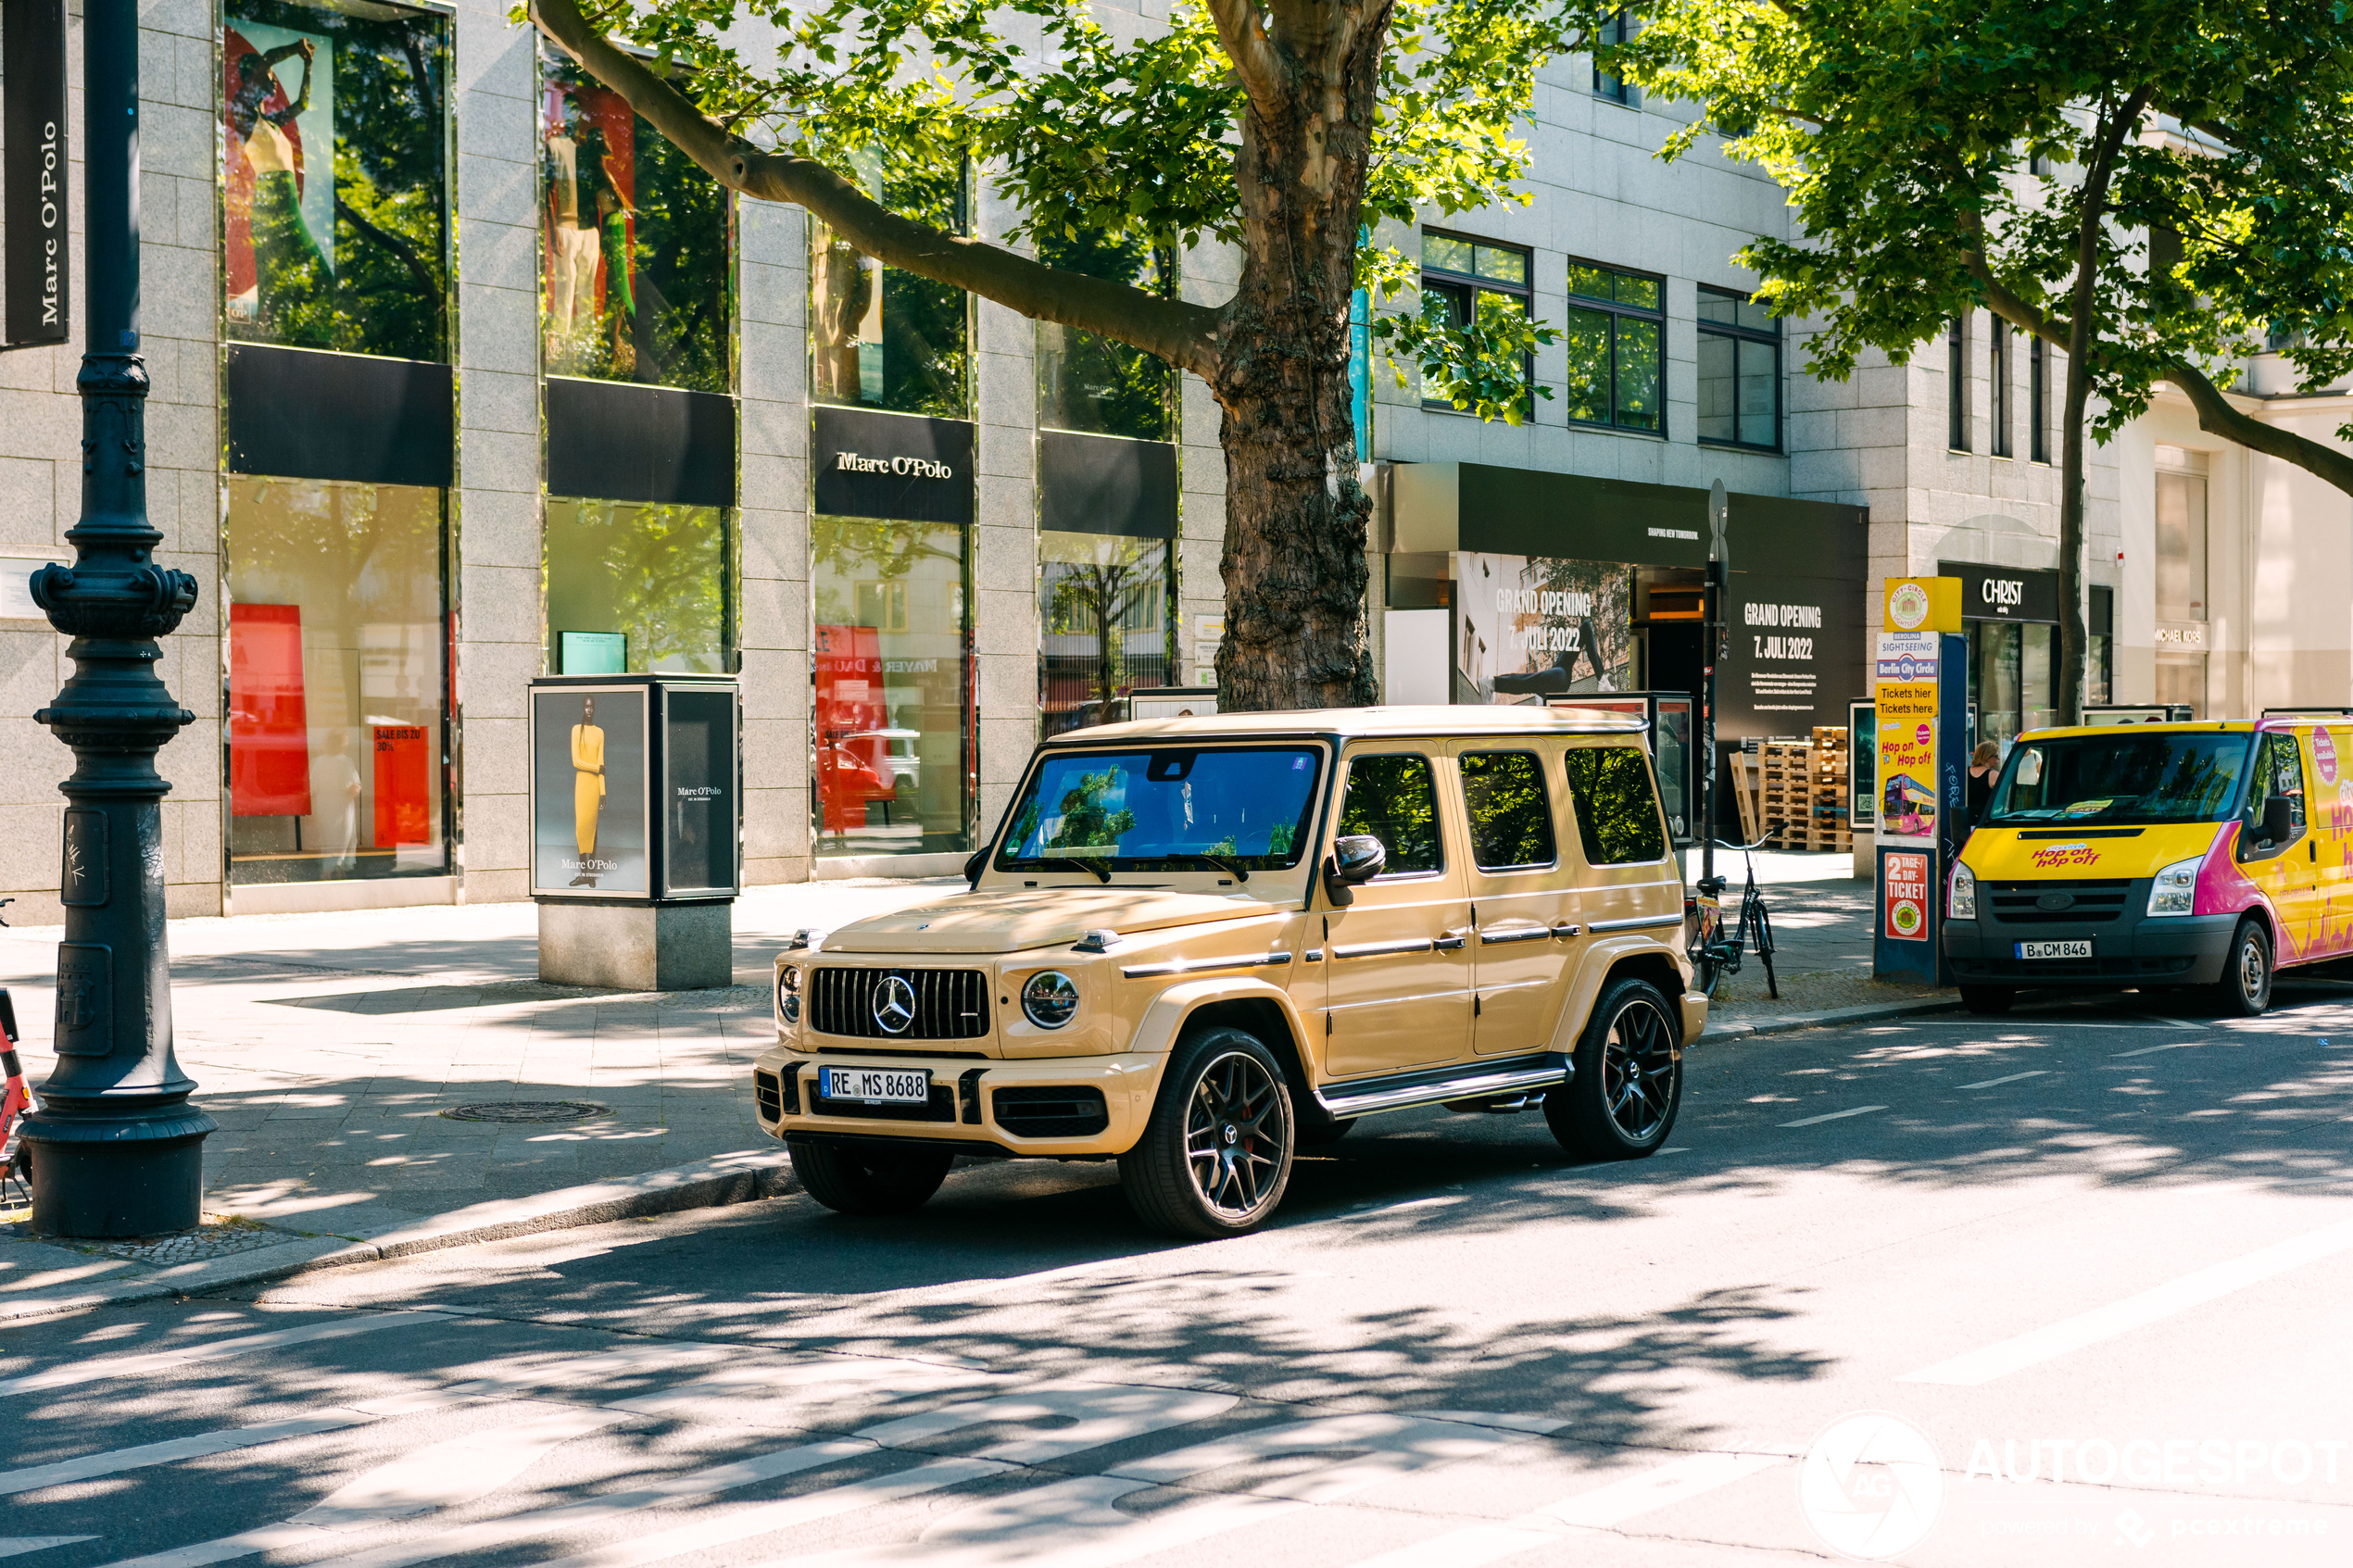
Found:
2163,362 -> 2353,493
531,0 -> 1224,377
1202,0 -> 1289,109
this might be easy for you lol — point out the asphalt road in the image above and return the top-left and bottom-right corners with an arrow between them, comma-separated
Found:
7,981 -> 2353,1566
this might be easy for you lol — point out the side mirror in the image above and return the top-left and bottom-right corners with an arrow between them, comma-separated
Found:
963,847 -> 990,888
2260,796 -> 2295,846
1332,834 -> 1386,883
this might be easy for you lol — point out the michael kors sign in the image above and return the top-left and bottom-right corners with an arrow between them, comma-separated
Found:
813,405 -> 975,525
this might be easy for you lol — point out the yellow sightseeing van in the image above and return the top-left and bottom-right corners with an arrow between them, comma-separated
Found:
1944,713 -> 2353,1016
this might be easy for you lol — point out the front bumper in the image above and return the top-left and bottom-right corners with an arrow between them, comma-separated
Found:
751,1046 -> 1167,1158
1943,893 -> 2237,988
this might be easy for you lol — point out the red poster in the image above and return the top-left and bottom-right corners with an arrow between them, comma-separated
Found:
1883,851 -> 1931,941
229,603 -> 312,818
814,623 -> 897,831
371,725 -> 432,846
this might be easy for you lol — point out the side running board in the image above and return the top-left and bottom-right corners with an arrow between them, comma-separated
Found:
1314,1052 -> 1573,1121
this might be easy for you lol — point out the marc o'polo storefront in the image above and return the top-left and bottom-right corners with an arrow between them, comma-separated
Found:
1381,461 -> 1868,807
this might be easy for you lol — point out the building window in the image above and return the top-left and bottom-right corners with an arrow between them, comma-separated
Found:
542,53 -> 731,393
1038,533 -> 1176,736
2156,451 -> 2209,622
1592,8 -> 1634,104
545,499 -> 730,674
1696,286 -> 1778,450
813,517 -> 975,856
1947,315 -> 1969,451
2029,336 -> 2049,463
812,157 -> 970,419
1564,262 -> 1664,433
2088,584 -> 2113,706
1988,320 -> 2012,458
226,477 -> 448,885
223,0 -> 448,361
1420,232 -> 1533,412
1038,235 -> 1172,440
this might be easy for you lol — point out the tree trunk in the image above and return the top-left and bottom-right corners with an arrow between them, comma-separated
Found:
1206,10 -> 1388,711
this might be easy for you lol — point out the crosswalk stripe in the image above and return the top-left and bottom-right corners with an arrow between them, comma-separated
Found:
0,1311 -> 442,1398
0,1544 -> 97,1562
0,1414 -> 375,1497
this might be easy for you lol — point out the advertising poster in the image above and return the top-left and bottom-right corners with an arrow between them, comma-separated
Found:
533,685 -> 649,896
228,603 -> 312,818
1875,632 -> 1941,845
371,724 -> 432,846
661,686 -> 739,897
1882,850 -> 1931,941
1454,552 -> 1632,702
223,21 -> 334,331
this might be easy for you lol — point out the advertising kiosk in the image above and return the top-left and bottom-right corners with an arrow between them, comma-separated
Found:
1873,579 -> 1969,986
530,672 -> 742,989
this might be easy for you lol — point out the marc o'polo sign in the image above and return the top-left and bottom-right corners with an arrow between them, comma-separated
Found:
812,406 -> 974,525
3,0 -> 69,349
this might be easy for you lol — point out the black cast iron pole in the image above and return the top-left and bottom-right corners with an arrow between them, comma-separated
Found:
20,0 -> 214,1237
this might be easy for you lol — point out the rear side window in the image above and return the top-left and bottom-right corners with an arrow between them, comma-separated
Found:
1338,753 -> 1442,874
1460,751 -> 1557,871
1562,746 -> 1667,865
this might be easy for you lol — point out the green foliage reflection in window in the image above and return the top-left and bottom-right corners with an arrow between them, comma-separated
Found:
812,155 -> 970,419
1562,746 -> 1667,865
1339,753 -> 1442,874
1461,751 -> 1556,870
1037,231 -> 1173,440
545,498 -> 728,673
1563,261 -> 1664,434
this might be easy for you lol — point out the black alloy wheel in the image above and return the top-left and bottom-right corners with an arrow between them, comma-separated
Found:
1121,1027 -> 1295,1237
787,1137 -> 954,1216
1547,976 -> 1683,1160
2213,917 -> 2273,1017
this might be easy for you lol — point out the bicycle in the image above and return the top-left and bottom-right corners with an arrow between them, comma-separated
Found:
1,989 -> 30,1209
1686,836 -> 1779,1000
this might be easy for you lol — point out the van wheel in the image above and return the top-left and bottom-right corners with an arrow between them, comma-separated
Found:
1960,985 -> 2015,1015
1120,1028 -> 1294,1238
1546,977 -> 1682,1160
787,1138 -> 952,1216
2212,919 -> 2273,1017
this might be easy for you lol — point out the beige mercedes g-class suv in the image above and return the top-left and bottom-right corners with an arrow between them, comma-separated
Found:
753,706 -> 1701,1237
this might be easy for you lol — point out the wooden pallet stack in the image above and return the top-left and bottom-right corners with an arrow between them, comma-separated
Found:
1805,725 -> 1854,852
1755,730 -> 1855,852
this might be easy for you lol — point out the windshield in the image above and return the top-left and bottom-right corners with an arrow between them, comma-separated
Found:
1986,732 -> 2252,827
996,746 -> 1324,872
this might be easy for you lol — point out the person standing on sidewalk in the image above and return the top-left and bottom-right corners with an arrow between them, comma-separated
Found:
1966,740 -> 2001,831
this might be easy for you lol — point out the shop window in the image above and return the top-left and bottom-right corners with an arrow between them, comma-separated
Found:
1037,233 -> 1172,440
1592,8 -> 1635,104
1422,232 -> 1534,413
811,157 -> 970,419
1562,746 -> 1667,864
545,498 -> 729,674
1947,315 -> 1970,451
1989,320 -> 2012,458
1696,285 -> 1778,450
2156,458 -> 2208,621
2030,336 -> 2050,463
222,0 -> 447,361
813,516 -> 974,856
1966,620 -> 2056,749
1564,261 -> 1663,433
541,53 -> 731,393
1460,751 -> 1557,871
1038,532 -> 1176,737
226,477 -> 447,884
2088,584 -> 2113,705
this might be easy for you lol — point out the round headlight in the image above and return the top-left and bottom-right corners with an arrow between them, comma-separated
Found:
779,965 -> 800,992
780,994 -> 800,1024
1021,970 -> 1080,1029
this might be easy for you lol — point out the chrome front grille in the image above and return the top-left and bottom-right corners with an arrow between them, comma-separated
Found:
808,967 -> 990,1040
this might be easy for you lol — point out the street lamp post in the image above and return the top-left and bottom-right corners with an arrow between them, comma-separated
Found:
20,0 -> 214,1237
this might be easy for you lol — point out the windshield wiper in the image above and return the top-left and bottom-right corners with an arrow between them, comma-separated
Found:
1064,855 -> 1113,884
1168,852 -> 1249,882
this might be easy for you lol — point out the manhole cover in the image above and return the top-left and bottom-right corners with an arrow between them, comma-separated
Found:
439,1101 -> 608,1123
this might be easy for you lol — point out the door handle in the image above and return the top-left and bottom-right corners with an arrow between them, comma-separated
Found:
1434,929 -> 1470,950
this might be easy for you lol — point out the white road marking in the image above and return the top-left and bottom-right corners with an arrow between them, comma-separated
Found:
1340,1450 -> 1787,1567
0,1414 -> 377,1497
0,1544 -> 96,1562
1901,1214 -> 2353,1386
1779,1106 -> 1887,1128
0,1311 -> 441,1398
2111,1041 -> 2202,1059
1959,1071 -> 2049,1090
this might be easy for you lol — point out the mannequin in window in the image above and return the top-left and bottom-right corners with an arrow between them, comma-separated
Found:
545,101 -> 603,353
585,122 -> 636,376
571,696 -> 606,886
228,40 -> 328,343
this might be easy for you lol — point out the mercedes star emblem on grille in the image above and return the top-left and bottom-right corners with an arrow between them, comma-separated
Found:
873,974 -> 919,1035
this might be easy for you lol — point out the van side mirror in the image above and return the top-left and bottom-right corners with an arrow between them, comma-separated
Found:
2260,796 -> 2295,846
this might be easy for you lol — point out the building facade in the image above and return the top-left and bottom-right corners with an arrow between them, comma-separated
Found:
0,1 -> 2341,925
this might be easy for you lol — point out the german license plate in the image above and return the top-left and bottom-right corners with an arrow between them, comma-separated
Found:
818,1066 -> 932,1105
2016,939 -> 2094,960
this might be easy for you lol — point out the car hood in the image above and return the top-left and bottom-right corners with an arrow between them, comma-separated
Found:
815,886 -> 1276,955
1960,822 -> 2229,880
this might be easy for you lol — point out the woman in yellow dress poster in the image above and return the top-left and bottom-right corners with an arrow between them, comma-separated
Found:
571,696 -> 606,885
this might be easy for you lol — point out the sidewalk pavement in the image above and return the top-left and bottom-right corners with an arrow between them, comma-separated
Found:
0,853 -> 1943,1318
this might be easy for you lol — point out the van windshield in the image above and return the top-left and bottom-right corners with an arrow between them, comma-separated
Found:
1986,732 -> 2252,827
995,746 -> 1325,873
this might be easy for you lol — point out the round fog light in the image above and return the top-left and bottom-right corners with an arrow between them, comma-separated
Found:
1022,970 -> 1080,1029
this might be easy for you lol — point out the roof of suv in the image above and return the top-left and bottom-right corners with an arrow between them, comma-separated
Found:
1042,703 -> 1651,747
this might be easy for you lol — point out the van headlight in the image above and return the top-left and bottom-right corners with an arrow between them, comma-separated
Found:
1948,860 -> 1977,921
777,964 -> 799,1024
2148,857 -> 2202,917
1021,970 -> 1080,1029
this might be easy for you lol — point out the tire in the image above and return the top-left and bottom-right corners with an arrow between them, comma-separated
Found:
1545,977 -> 1683,1160
1959,985 -> 2015,1015
786,1137 -> 953,1216
2212,918 -> 2273,1017
1119,1027 -> 1295,1238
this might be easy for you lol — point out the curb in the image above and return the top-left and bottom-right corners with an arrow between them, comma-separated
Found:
1701,994 -> 1961,1040
0,1147 -> 798,1324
